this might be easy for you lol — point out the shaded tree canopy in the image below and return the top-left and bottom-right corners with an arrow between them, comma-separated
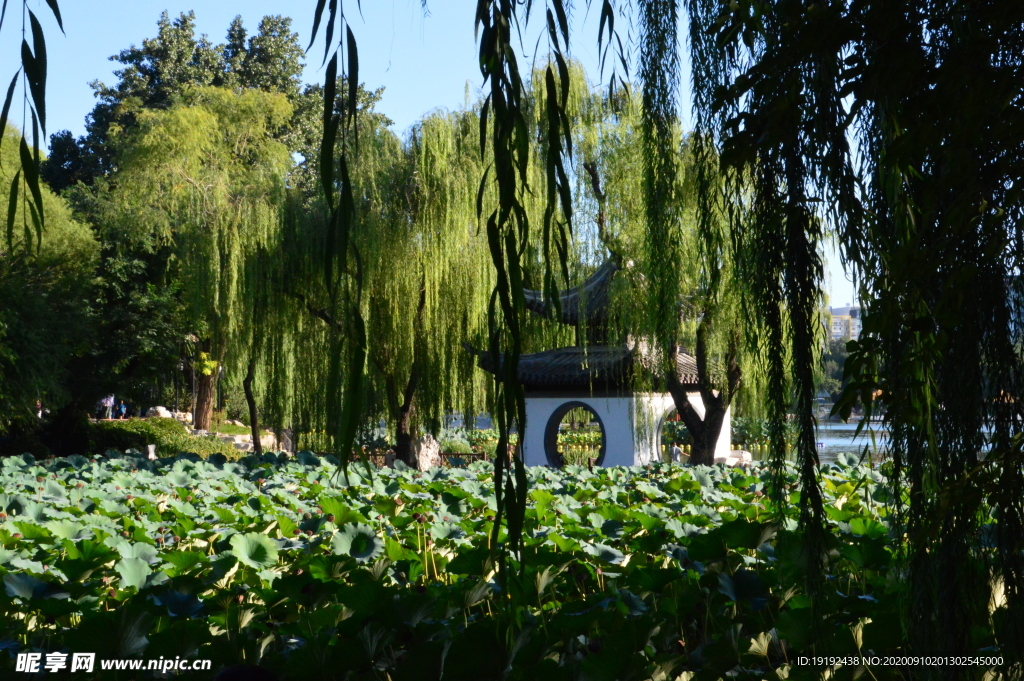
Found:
682,0 -> 1024,666
0,125 -> 98,436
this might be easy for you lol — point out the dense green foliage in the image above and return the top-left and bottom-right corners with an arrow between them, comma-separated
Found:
0,126 -> 98,440
5,452 -> 1005,680
685,0 -> 1024,667
4,2 -> 1021,676
88,418 -> 238,459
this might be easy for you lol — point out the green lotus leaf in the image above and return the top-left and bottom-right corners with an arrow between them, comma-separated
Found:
2,453 -> 35,469
166,471 -> 192,487
583,542 -> 625,565
116,541 -> 160,564
10,557 -> 47,574
162,551 -> 207,575
150,590 -> 204,618
20,502 -> 49,523
4,573 -> 46,599
65,455 -> 90,469
229,532 -> 279,569
116,557 -> 152,590
429,522 -> 466,542
296,451 -> 320,466
13,521 -> 51,541
330,523 -> 384,563
45,520 -> 90,541
320,497 -> 368,525
692,470 -> 716,488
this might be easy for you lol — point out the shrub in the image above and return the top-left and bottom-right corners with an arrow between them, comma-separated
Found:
440,437 -> 473,455
89,418 -> 238,458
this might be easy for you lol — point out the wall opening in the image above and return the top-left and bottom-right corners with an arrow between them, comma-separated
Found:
543,401 -> 607,467
659,408 -> 692,463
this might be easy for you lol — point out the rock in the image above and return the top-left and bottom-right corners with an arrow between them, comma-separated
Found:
260,432 -> 279,450
146,406 -> 173,419
714,450 -> 753,466
413,434 -> 442,471
281,429 -> 294,453
384,451 -> 396,468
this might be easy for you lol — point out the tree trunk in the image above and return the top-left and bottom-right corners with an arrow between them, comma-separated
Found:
391,283 -> 427,467
394,370 -> 419,466
243,355 -> 262,456
194,370 -> 217,431
666,381 -> 721,466
666,322 -> 742,466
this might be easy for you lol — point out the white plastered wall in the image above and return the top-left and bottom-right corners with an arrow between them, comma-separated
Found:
522,392 -> 731,467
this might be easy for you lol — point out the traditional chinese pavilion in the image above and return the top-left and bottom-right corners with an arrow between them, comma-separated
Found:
470,259 -> 731,467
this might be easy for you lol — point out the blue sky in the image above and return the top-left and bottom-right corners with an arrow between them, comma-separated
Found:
2,0 -> 855,305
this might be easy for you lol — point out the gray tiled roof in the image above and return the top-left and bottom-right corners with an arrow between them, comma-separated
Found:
471,344 -> 700,391
522,259 -> 619,326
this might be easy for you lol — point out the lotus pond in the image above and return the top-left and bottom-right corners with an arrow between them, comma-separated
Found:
0,451 -> 1003,680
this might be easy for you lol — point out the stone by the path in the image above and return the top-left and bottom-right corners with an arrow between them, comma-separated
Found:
714,450 -> 753,466
413,434 -> 442,471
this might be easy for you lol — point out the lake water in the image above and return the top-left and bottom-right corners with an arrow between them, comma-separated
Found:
813,420 -> 889,464
746,419 -> 890,465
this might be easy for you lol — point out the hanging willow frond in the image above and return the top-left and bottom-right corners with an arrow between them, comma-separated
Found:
474,0 -> 579,590
685,0 -> 1024,669
1,1 -> 64,254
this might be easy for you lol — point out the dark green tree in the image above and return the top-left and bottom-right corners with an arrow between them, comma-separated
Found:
0,126 -> 99,449
227,15 -> 304,96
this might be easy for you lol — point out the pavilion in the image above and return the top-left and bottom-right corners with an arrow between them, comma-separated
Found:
469,259 -> 732,467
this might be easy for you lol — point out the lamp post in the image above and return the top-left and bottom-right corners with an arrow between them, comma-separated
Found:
191,359 -> 197,428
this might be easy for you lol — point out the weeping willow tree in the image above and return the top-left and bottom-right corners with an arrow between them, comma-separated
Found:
336,106 -> 498,464
679,0 -> 1024,670
254,92 -> 501,464
274,69 -> 617,465
374,109 -> 497,460
104,86 -> 292,432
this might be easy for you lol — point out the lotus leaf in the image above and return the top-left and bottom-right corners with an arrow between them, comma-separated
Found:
115,557 -> 152,590
331,524 -> 384,563
229,532 -> 279,569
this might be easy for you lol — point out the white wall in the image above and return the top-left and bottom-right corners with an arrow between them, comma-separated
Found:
523,396 -> 635,467
522,392 -> 730,467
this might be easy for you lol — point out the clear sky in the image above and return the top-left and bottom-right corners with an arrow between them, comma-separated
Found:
2,0 -> 855,306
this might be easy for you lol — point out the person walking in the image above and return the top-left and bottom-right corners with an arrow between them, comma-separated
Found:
117,400 -> 127,420
102,395 -> 115,420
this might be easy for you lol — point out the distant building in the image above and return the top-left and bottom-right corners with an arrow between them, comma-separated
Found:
830,305 -> 861,341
